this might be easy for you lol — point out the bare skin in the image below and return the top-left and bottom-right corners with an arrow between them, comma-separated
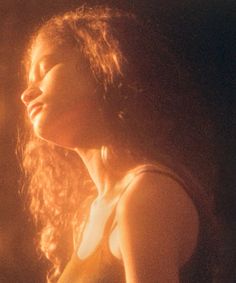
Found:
21,36 -> 199,283
73,149 -> 199,283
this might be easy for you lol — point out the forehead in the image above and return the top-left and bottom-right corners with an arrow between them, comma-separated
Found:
30,35 -> 76,66
27,35 -> 82,85
31,36 -> 60,63
28,34 -> 95,84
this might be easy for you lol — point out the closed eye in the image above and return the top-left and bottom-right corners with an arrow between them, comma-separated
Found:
28,54 -> 60,85
37,54 -> 61,80
39,61 -> 56,79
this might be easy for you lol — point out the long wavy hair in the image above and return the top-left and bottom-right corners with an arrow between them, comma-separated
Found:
19,5 -> 222,283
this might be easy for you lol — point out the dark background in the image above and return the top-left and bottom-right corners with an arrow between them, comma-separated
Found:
0,0 -> 235,282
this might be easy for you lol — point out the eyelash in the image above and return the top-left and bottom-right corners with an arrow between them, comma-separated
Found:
39,64 -> 51,79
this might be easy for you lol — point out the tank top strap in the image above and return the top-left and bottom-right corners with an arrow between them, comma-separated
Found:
101,162 -> 208,271
131,163 -> 207,214
132,163 -> 188,187
104,163 -> 188,236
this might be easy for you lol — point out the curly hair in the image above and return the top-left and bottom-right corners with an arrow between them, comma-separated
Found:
19,5 -> 220,282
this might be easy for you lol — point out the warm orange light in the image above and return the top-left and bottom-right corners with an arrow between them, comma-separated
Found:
0,94 -> 5,132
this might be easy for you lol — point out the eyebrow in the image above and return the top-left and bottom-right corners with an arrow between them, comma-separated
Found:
34,54 -> 58,66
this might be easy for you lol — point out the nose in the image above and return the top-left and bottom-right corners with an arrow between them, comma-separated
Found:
21,87 -> 42,106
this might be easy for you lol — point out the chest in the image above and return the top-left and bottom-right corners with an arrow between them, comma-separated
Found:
76,201 -> 122,261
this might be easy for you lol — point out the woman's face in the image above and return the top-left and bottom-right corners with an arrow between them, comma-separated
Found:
21,35 -> 106,148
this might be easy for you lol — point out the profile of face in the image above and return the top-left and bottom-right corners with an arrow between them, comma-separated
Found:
21,35 -> 106,148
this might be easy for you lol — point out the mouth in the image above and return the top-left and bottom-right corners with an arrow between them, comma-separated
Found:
28,103 -> 44,121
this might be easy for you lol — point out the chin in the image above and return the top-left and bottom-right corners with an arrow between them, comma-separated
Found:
32,111 -> 107,149
33,121 -> 102,150
31,113 -> 67,146
33,126 -> 74,149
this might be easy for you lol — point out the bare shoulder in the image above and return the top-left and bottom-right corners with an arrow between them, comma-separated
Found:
116,170 -> 200,270
117,170 -> 199,220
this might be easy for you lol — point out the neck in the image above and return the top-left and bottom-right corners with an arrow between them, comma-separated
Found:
74,147 -> 134,202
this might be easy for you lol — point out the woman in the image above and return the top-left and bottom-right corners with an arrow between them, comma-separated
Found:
20,5 -> 221,283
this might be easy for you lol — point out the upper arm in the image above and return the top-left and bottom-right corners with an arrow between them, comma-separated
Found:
116,172 -> 199,283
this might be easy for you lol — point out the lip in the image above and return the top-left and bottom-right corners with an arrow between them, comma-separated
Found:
27,102 -> 44,120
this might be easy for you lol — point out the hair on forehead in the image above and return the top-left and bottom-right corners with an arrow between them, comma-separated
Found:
26,5 -> 138,89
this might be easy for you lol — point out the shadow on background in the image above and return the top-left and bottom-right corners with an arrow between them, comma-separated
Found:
0,1 -> 235,282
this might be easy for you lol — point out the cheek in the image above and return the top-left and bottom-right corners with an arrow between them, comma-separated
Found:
35,99 -> 88,132
40,64 -> 95,105
41,73 -> 79,105
49,95 -> 100,125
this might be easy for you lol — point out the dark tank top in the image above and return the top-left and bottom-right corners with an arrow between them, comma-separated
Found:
58,163 -> 219,283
